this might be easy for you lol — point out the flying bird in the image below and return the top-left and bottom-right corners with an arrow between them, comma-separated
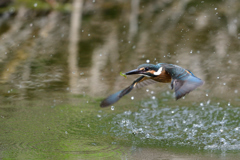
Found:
100,63 -> 204,107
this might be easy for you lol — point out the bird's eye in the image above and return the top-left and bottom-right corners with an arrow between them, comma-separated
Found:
145,67 -> 149,71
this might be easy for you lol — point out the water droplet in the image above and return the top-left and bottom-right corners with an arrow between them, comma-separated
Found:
200,103 -> 204,106
206,93 -> 208,96
207,100 -> 210,105
131,96 -> 134,100
65,131 -> 68,134
132,45 -> 136,49
111,106 -> 114,110
146,59 -> 150,63
220,138 -> 225,143
215,8 -> 217,10
145,133 -> 150,138
190,50 -> 193,53
146,89 -> 149,92
234,90 -> 238,93
223,83 -> 226,85
88,34 -> 91,36
88,124 -> 90,127
217,77 -> 220,79
30,23 -> 33,27
152,96 -> 155,100
34,3 -> 38,7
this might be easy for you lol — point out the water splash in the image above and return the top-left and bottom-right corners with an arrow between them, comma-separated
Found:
109,101 -> 240,151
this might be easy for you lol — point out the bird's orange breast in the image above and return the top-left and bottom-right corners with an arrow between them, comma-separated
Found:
152,69 -> 171,83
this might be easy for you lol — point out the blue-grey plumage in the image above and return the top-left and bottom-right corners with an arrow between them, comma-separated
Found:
100,63 -> 204,107
100,76 -> 145,107
156,63 -> 204,99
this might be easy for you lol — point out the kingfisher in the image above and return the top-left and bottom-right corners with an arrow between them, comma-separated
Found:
100,63 -> 204,107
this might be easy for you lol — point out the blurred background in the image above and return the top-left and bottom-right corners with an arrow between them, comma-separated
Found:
0,0 -> 239,100
0,0 -> 240,159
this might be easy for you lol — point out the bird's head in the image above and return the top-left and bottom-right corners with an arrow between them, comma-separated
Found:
125,64 -> 162,77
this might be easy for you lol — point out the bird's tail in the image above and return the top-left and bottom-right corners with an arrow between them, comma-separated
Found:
100,84 -> 134,108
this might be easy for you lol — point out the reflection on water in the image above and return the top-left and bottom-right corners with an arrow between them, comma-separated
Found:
0,1 -> 239,99
0,0 -> 240,159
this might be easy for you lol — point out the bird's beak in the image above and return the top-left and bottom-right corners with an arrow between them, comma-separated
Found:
125,69 -> 143,75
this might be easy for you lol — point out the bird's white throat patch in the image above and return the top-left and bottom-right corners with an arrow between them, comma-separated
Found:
154,67 -> 162,75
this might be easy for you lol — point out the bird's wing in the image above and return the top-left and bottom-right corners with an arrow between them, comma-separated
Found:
162,64 -> 204,100
100,76 -> 146,107
163,64 -> 188,79
100,85 -> 133,107
172,75 -> 204,100
134,76 -> 158,89
100,76 -> 160,107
